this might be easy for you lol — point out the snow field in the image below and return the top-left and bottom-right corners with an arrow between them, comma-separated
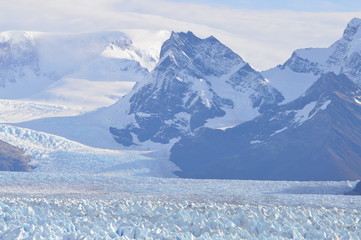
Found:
0,99 -> 86,123
0,197 -> 359,240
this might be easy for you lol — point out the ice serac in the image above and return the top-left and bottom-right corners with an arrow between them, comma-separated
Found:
263,18 -> 361,102
109,31 -> 283,147
170,73 -> 361,181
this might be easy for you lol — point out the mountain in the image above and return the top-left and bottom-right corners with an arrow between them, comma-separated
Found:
263,17 -> 361,103
170,72 -> 361,181
108,31 -> 283,147
0,30 -> 169,108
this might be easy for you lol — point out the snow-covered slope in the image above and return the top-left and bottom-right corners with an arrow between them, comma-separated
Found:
263,17 -> 361,103
0,99 -> 86,123
28,78 -> 135,109
0,30 -> 170,109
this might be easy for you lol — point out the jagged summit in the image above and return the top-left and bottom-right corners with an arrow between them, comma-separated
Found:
348,17 -> 361,26
343,17 -> 361,40
157,31 -> 244,78
165,31 -> 220,46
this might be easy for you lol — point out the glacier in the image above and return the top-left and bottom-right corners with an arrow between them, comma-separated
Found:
0,196 -> 359,239
0,120 -> 359,239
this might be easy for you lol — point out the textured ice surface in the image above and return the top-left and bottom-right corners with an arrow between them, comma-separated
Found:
0,196 -> 359,240
0,123 -> 177,177
0,121 -> 360,239
0,99 -> 84,123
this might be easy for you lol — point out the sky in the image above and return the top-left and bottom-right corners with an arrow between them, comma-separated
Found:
0,0 -> 360,70
171,0 -> 361,12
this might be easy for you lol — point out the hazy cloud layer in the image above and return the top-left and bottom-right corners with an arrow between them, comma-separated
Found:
170,0 -> 361,12
0,0 -> 359,70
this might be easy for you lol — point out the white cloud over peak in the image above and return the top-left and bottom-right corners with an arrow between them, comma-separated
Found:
0,0 -> 359,70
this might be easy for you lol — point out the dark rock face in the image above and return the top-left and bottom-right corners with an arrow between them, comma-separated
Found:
0,140 -> 33,171
280,52 -> 321,75
109,31 -> 282,147
353,181 -> 361,194
170,73 -> 361,181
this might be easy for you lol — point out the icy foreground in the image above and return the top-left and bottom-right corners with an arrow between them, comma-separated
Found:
0,195 -> 360,239
0,97 -> 360,239
0,168 -> 360,239
0,125 -> 360,240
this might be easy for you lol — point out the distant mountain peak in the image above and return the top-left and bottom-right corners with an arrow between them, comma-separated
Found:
263,18 -> 361,103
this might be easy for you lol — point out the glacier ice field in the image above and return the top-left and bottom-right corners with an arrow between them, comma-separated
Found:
0,196 -> 360,240
0,102 -> 359,239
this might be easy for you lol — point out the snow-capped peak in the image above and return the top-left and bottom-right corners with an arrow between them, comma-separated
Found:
263,18 -> 361,103
156,31 -> 246,77
108,31 -> 282,148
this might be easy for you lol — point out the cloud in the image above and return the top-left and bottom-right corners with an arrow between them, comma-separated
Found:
0,0 -> 359,70
170,0 -> 361,12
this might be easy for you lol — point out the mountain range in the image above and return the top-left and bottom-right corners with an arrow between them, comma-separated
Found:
170,72 -> 361,180
1,18 -> 361,180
